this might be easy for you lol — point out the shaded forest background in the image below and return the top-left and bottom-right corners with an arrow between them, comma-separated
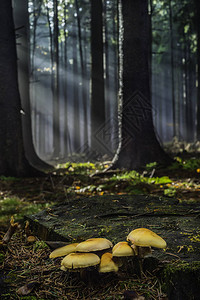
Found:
13,0 -> 200,163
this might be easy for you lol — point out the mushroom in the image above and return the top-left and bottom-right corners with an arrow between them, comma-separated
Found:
112,241 -> 136,271
127,228 -> 167,277
26,235 -> 37,243
49,243 -> 79,259
61,252 -> 100,270
99,252 -> 118,273
112,241 -> 135,257
75,238 -> 113,256
127,228 -> 166,249
60,252 -> 100,282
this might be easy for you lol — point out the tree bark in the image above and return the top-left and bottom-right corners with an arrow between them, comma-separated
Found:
52,0 -> 60,157
169,0 -> 176,138
90,0 -> 105,154
112,0 -> 171,170
195,0 -> 200,140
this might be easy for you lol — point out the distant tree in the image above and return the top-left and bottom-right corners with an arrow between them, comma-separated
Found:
112,0 -> 171,169
75,0 -> 88,146
52,0 -> 60,157
72,19 -> 80,151
0,0 -> 47,176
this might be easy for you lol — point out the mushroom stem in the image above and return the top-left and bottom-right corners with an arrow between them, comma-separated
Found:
138,257 -> 144,279
135,246 -> 152,278
135,246 -> 142,278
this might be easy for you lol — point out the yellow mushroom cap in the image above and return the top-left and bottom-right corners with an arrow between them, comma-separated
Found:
26,235 -> 37,243
127,228 -> 167,249
61,252 -> 100,269
112,241 -> 135,257
49,243 -> 79,258
76,238 -> 113,252
99,252 -> 118,273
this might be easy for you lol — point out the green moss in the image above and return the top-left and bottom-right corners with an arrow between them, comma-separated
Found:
110,170 -> 172,186
0,176 -> 19,181
56,162 -> 97,175
33,240 -> 48,252
168,157 -> 200,171
161,260 -> 200,298
163,261 -> 200,275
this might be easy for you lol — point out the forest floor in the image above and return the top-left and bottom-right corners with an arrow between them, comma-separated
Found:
0,152 -> 200,299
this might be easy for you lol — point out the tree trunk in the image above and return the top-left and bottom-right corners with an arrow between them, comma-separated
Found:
0,0 -> 44,176
169,0 -> 176,138
75,0 -> 88,146
112,0 -> 171,170
63,4 -> 72,157
52,0 -> 60,157
90,0 -> 105,154
195,0 -> 200,140
72,21 -> 80,152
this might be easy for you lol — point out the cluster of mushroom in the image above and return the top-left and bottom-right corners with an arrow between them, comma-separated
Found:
49,228 -> 167,275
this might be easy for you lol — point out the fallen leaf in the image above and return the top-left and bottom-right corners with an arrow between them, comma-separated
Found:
16,281 -> 39,295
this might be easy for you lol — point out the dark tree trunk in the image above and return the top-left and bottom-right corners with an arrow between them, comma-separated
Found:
195,0 -> 200,141
90,0 -> 105,153
169,0 -> 176,138
112,0 -> 171,170
0,1 -> 44,176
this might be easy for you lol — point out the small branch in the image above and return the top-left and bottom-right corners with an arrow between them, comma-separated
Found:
2,216 -> 20,244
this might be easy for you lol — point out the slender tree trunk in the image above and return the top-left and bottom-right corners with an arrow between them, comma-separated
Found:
75,0 -> 88,146
63,4 -> 71,156
72,22 -> 80,151
112,0 -> 119,152
182,31 -> 190,141
52,0 -> 60,157
111,0 -> 171,170
169,0 -> 176,138
30,0 -> 41,152
104,0 -> 110,118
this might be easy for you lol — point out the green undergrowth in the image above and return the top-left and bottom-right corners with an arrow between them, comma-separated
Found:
110,170 -> 172,185
56,157 -> 200,198
168,156 -> 200,171
0,196 -> 50,226
56,161 -> 101,174
0,155 -> 199,229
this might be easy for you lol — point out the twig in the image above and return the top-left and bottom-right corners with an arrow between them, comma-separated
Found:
1,216 -> 20,244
